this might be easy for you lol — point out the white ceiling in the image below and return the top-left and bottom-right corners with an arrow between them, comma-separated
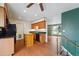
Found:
7,3 -> 79,22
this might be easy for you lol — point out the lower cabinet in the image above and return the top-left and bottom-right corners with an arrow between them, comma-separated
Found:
0,37 -> 14,56
40,33 -> 46,43
24,33 -> 34,47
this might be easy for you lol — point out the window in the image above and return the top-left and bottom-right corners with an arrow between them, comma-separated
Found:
48,24 -> 61,36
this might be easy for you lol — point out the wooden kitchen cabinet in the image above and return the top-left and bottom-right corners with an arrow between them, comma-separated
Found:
0,37 -> 14,56
0,6 -> 6,27
25,33 -> 34,47
40,33 -> 46,43
31,20 -> 46,29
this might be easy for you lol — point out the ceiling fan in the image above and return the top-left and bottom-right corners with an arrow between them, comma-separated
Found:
26,3 -> 44,11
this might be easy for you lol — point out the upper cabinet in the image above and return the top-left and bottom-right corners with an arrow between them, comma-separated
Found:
31,18 -> 46,29
0,6 -> 6,28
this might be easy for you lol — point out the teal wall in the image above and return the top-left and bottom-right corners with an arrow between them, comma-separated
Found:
62,8 -> 79,56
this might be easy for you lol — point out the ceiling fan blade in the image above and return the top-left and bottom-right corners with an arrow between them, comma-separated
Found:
39,3 -> 44,11
27,3 -> 34,8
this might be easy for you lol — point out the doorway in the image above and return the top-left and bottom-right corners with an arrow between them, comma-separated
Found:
48,24 -> 61,55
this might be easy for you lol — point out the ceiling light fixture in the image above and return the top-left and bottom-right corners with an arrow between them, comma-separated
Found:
35,14 -> 37,17
24,10 -> 26,13
18,17 -> 21,19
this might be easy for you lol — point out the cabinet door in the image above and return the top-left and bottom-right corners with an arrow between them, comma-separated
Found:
25,34 -> 34,47
0,38 -> 14,56
0,7 -> 5,27
40,33 -> 45,43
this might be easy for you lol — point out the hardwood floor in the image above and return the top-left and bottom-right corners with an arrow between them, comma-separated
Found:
15,39 -> 24,53
14,36 -> 59,56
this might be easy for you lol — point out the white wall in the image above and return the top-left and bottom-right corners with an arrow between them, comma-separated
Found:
47,14 -> 61,25
23,22 -> 31,34
9,19 -> 31,40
